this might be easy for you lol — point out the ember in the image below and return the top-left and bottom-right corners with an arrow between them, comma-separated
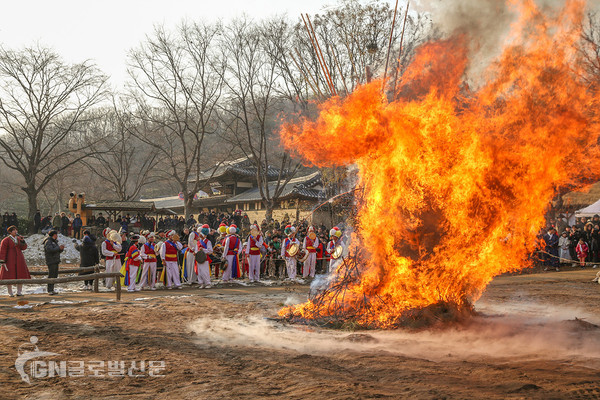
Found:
279,0 -> 600,329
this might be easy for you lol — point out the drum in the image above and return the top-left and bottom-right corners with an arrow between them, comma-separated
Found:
212,244 -> 223,258
219,258 -> 228,271
309,231 -> 317,240
332,245 -> 343,259
298,249 -> 309,262
287,242 -> 299,257
195,251 -> 207,264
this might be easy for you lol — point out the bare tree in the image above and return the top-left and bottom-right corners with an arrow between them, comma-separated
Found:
221,17 -> 303,221
0,45 -> 109,231
288,1 -> 432,98
580,12 -> 600,88
127,22 -> 227,217
82,106 -> 161,201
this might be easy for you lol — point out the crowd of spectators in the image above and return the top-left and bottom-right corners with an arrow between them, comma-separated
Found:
541,214 -> 600,271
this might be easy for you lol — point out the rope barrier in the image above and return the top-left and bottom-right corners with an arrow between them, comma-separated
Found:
535,250 -> 599,266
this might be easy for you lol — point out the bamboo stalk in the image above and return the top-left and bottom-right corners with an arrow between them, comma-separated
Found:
301,14 -> 334,96
291,50 -> 323,100
330,44 -> 350,96
383,0 -> 400,86
392,1 -> 410,97
304,14 -> 338,96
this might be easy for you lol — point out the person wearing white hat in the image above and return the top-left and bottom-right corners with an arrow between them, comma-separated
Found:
302,226 -> 319,278
327,227 -> 343,272
182,226 -> 200,285
159,230 -> 183,289
244,224 -> 263,282
101,228 -> 122,290
221,226 -> 241,282
139,232 -> 158,290
281,225 -> 300,279
196,224 -> 213,288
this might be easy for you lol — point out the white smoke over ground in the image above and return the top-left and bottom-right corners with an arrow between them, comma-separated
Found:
189,300 -> 600,368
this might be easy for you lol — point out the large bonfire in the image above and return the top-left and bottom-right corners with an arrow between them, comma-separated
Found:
279,0 -> 600,329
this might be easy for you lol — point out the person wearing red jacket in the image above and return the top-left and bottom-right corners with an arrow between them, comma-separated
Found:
315,239 -> 325,274
125,235 -> 142,292
302,226 -> 319,278
576,238 -> 589,268
0,225 -> 30,297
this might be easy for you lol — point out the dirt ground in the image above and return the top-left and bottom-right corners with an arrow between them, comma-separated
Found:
1,267 -> 600,399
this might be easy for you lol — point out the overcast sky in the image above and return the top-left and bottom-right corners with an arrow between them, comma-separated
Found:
0,0 -> 337,88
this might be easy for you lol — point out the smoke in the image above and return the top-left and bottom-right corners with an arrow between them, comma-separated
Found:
414,0 -> 593,84
189,302 -> 600,366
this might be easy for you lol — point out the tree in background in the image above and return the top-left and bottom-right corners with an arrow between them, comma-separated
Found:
82,106 -> 162,201
0,45 -> 108,232
127,22 -> 228,217
220,17 -> 302,221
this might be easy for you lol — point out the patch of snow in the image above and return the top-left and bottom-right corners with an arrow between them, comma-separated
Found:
23,233 -> 82,264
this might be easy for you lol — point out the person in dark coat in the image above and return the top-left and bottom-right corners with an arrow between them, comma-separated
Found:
72,214 -> 83,239
543,227 -> 560,271
0,225 -> 30,296
95,213 -> 106,227
43,230 -> 64,295
119,232 -> 131,265
60,213 -> 69,236
10,212 -> 18,227
75,230 -> 99,290
33,211 -> 41,233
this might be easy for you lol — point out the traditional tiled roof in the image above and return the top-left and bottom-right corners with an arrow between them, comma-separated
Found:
84,201 -> 155,212
140,196 -> 184,210
191,157 -> 283,182
226,172 -> 323,203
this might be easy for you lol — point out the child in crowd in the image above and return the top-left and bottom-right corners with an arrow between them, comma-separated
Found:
576,238 -> 589,268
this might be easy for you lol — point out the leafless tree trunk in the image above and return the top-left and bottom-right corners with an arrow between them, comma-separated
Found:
0,45 -> 108,232
580,12 -> 600,88
127,22 -> 228,218
81,105 -> 162,201
220,18 -> 302,221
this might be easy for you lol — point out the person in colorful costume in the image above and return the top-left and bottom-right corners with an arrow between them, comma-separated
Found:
302,226 -> 319,278
221,226 -> 241,282
159,230 -> 183,289
123,235 -> 142,292
196,224 -> 213,288
326,226 -> 343,272
101,228 -> 122,290
245,224 -> 263,282
182,226 -> 200,284
281,225 -> 300,279
140,232 -> 158,290
214,223 -> 228,278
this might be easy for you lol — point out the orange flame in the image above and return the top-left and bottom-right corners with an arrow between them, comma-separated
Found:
279,0 -> 600,328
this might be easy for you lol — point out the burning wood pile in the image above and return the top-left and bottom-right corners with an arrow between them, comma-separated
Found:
278,0 -> 600,329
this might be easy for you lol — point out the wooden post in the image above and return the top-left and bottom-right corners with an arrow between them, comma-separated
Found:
116,275 -> 121,301
93,265 -> 99,293
0,272 -> 122,301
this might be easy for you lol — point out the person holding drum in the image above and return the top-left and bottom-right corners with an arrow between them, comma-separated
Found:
301,226 -> 319,278
327,226 -> 344,272
196,224 -> 213,288
221,226 -> 242,282
281,225 -> 300,280
245,224 -> 264,283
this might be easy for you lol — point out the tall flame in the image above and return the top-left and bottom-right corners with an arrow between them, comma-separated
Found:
279,0 -> 600,328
